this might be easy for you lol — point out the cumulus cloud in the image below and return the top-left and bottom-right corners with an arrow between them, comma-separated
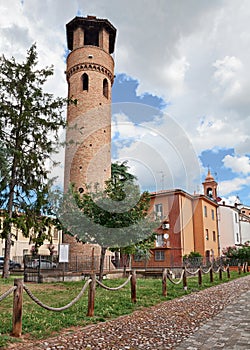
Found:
218,176 -> 250,196
223,155 -> 250,175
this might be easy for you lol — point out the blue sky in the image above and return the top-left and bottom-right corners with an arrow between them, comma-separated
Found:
0,0 -> 250,205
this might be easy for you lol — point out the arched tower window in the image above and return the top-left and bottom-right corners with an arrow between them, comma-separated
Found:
82,73 -> 89,91
103,78 -> 108,98
207,188 -> 213,198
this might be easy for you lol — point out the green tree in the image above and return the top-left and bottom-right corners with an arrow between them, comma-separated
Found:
59,162 -> 157,281
222,243 -> 250,264
0,44 -> 67,278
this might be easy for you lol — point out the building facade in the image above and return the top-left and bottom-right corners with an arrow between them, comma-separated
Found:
132,171 -> 220,269
217,204 -> 241,251
0,212 -> 61,264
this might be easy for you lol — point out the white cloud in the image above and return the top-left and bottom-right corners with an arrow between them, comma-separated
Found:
218,176 -> 250,196
223,155 -> 250,175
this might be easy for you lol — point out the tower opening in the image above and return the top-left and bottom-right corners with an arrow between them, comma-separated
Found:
207,188 -> 213,198
82,73 -> 89,91
103,78 -> 108,98
84,28 -> 99,46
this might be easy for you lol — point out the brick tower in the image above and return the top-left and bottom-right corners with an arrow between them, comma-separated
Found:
64,15 -> 116,192
63,16 -> 116,261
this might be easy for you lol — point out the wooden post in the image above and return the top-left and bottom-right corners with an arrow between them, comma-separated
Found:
182,267 -> 187,291
87,274 -> 96,317
11,279 -> 23,337
219,266 -> 222,280
91,247 -> 95,273
243,263 -> 246,273
210,266 -> 213,283
162,269 -> 167,297
198,267 -> 202,286
227,265 -> 230,279
130,270 -> 137,303
238,263 -> 241,275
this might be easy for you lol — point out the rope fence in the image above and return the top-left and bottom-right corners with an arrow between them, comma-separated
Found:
161,262 -> 249,297
0,271 -> 136,337
0,262 -> 248,338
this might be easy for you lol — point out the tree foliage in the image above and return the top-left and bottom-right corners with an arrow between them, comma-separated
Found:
59,162 -> 158,280
222,242 -> 250,264
0,44 -> 67,277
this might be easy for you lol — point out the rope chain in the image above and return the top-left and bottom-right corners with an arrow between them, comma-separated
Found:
200,266 -> 212,274
0,286 -> 17,302
214,266 -> 221,274
96,274 -> 132,291
185,267 -> 200,275
23,279 -> 91,312
167,269 -> 185,285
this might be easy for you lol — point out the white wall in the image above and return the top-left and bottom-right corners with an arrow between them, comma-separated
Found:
218,205 -> 240,252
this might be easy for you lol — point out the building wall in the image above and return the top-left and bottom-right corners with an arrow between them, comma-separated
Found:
193,197 -> 219,258
218,205 -> 240,251
0,215 -> 61,262
240,219 -> 250,244
178,194 -> 195,256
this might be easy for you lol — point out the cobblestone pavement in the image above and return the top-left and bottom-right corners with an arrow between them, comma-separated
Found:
7,274 -> 250,350
175,288 -> 250,350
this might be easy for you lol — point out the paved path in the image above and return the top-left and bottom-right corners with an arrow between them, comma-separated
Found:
175,288 -> 250,350
8,274 -> 250,349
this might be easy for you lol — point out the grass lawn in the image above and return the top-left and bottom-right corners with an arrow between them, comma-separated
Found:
0,270 -> 249,348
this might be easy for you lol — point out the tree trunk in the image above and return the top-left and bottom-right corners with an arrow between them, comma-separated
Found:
2,177 -> 15,278
99,246 -> 107,282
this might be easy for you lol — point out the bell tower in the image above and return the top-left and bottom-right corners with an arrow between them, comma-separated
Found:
64,16 -> 116,192
202,169 -> 218,200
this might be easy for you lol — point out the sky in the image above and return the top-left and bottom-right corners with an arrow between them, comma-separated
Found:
0,0 -> 250,205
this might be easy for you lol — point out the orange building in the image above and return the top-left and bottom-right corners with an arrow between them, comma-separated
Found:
192,195 -> 219,260
132,189 -> 195,268
132,171 -> 220,269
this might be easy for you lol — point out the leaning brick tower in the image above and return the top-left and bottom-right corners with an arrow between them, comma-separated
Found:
63,16 -> 116,260
64,15 -> 116,192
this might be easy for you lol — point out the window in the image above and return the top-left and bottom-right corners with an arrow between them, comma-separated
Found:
205,229 -> 209,240
213,231 -> 216,242
103,78 -> 108,98
82,73 -> 89,91
204,205 -> 207,217
155,203 -> 163,219
211,209 -> 215,220
155,250 -> 165,261
235,213 -> 238,223
53,228 -> 59,240
207,188 -> 213,198
84,28 -> 99,46
236,232 -> 239,243
156,234 -> 164,247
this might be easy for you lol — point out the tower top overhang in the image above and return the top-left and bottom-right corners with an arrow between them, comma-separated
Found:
66,15 -> 117,53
